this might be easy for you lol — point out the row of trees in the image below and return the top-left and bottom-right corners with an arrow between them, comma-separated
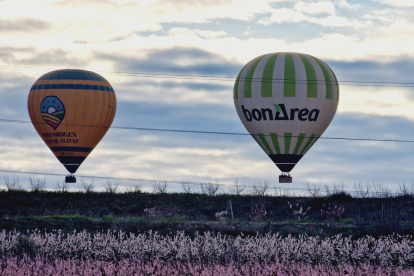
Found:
3,176 -> 123,194
2,175 -> 414,198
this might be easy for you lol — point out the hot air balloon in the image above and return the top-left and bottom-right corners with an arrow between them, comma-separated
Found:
28,69 -> 117,183
233,52 -> 339,183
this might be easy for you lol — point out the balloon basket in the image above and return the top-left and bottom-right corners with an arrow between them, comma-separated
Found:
65,175 -> 76,183
279,173 -> 292,183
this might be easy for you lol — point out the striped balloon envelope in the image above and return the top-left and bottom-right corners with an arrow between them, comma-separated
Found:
28,69 -> 117,176
233,52 -> 339,182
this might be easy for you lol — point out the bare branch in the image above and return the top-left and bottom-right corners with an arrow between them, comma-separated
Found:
399,182 -> 413,197
306,182 -> 321,197
29,176 -> 46,191
250,180 -> 270,196
126,183 -> 142,193
353,182 -> 370,198
79,178 -> 94,193
371,182 -> 390,198
229,179 -> 245,195
152,181 -> 168,194
181,181 -> 196,194
53,180 -> 69,192
324,184 -> 331,197
103,180 -> 119,193
199,182 -> 220,196
4,176 -> 22,191
274,186 -> 291,197
332,181 -> 345,194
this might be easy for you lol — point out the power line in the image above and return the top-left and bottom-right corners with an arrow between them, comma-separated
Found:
1,118 -> 413,144
0,168 -> 298,190
1,65 -> 414,88
0,169 -> 406,196
105,126 -> 414,143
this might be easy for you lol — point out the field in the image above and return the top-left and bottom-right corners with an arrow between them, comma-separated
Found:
1,190 -> 414,275
1,229 -> 414,275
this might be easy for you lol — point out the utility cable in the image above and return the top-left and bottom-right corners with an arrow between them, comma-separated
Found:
1,118 -> 413,143
0,169 -> 405,196
1,65 -> 414,88
0,168 -> 300,190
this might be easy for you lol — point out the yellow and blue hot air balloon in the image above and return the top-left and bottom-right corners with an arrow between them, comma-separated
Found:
28,69 -> 117,183
233,52 -> 339,183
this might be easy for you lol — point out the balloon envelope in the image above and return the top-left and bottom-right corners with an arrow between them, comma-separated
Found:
28,69 -> 117,174
233,52 -> 339,173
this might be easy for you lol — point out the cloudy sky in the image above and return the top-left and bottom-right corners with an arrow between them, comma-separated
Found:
1,0 -> 414,194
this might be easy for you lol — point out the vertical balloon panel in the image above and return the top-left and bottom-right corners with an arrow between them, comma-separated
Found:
234,52 -> 339,180
28,69 -> 117,174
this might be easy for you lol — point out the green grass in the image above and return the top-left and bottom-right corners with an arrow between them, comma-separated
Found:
15,214 -> 89,220
339,217 -> 356,224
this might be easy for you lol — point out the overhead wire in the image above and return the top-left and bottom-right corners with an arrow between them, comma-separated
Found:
1,65 -> 412,152
0,67 -> 412,194
0,168 -> 298,190
1,65 -> 414,87
1,118 -> 413,143
0,169 -> 406,196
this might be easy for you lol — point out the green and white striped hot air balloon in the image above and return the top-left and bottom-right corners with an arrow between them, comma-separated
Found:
233,52 -> 339,183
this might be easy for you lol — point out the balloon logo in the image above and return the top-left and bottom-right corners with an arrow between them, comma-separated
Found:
28,69 -> 117,177
233,52 -> 339,183
40,96 -> 65,130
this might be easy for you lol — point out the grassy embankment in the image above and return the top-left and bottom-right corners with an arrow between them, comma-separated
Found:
1,190 -> 413,238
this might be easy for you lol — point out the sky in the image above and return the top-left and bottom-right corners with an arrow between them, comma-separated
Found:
1,0 -> 414,195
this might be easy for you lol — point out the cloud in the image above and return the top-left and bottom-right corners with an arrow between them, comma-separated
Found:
286,33 -> 414,61
98,46 -> 241,75
0,0 -> 272,44
0,136 -> 52,170
324,58 -> 414,121
1,0 -> 413,73
374,0 -> 414,7
0,18 -> 51,32
141,0 -> 271,23
382,19 -> 414,35
294,1 -> 336,15
258,11 -> 359,28
94,46 -> 240,107
1,0 -> 414,193
0,44 -> 89,70
112,79 -> 232,107
362,9 -> 398,24
0,72 -> 36,118
328,58 -> 414,83
258,1 -> 364,27
1,62 -> 414,193
243,25 -> 251,36
294,112 -> 414,189
258,8 -> 307,24
67,110 -> 414,193
309,15 -> 356,27
333,0 -> 360,10
82,27 -> 414,69
17,49 -> 87,68
338,85 -> 414,121
168,28 -> 228,39
3,109 -> 414,192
